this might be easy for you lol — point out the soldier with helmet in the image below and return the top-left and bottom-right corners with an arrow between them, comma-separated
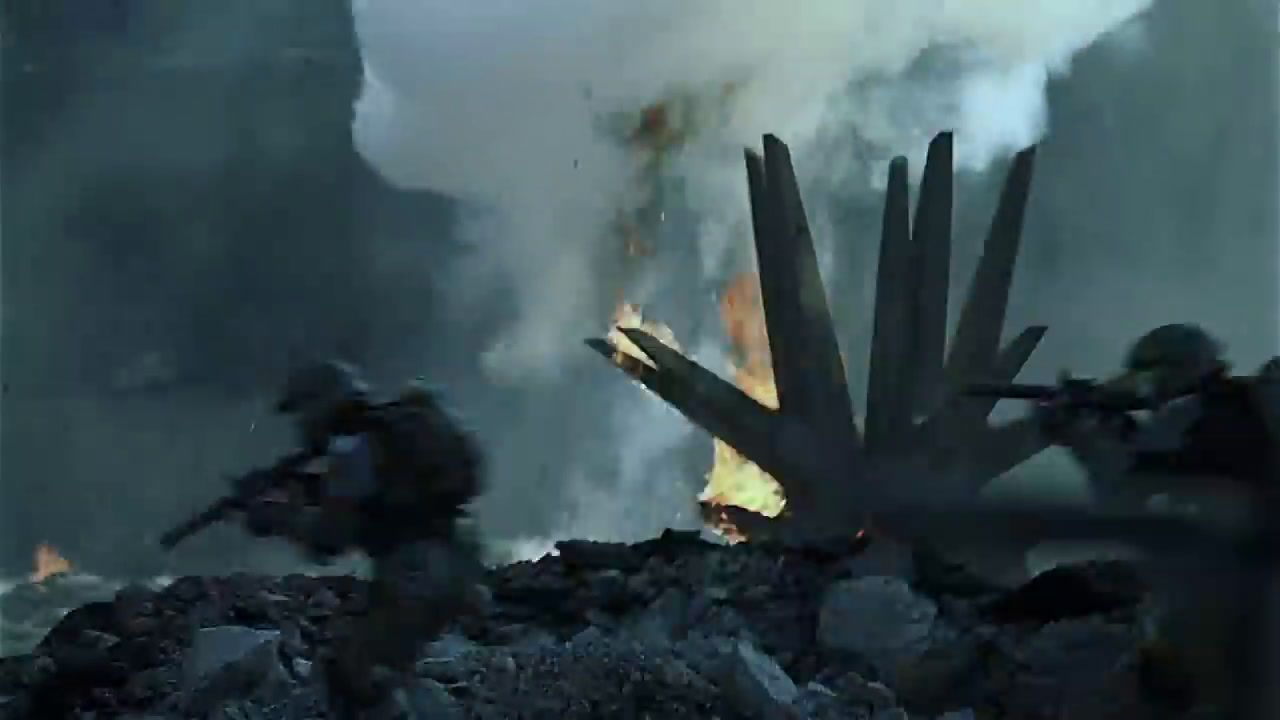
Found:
1034,323 -> 1279,515
1020,324 -> 1279,715
239,359 -> 486,717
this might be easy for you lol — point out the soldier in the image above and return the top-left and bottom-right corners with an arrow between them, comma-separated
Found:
1035,323 -> 1278,518
1033,324 -> 1279,715
241,360 -> 486,717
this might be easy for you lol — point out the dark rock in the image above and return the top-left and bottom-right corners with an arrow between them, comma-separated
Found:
0,538 -> 1185,719
164,576 -> 211,604
587,569 -> 629,610
893,635 -> 997,714
37,601 -> 117,650
842,537 -> 916,582
818,576 -> 938,682
912,545 -> 1004,599
396,676 -> 468,712
720,639 -> 801,720
554,540 -> 643,571
983,561 -> 1146,625
120,666 -> 177,705
181,626 -> 291,714
792,681 -> 854,720
630,586 -> 690,642
632,528 -> 718,560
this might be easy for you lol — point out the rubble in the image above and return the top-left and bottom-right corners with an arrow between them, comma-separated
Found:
0,573 -> 126,656
180,626 -> 292,714
0,530 -> 1209,719
817,576 -> 938,683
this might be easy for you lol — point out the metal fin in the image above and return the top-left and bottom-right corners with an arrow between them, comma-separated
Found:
945,147 -> 1037,388
908,132 -> 954,417
865,155 -> 913,452
750,137 -> 858,445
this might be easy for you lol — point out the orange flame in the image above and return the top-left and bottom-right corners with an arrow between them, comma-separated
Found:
30,543 -> 71,583
608,300 -> 682,370
700,272 -> 786,541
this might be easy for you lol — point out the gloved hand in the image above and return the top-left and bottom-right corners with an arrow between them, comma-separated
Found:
1034,398 -> 1136,445
1033,396 -> 1084,443
243,499 -> 298,538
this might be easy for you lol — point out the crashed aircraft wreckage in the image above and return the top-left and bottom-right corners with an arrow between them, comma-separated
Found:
586,132 -> 1244,552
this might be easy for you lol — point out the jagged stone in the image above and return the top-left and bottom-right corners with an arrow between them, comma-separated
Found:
629,586 -> 690,642
182,626 -> 292,714
380,678 -> 463,720
818,577 -> 938,682
983,560 -> 1146,625
720,639 -> 801,720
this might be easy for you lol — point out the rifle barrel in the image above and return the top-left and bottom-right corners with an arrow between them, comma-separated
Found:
158,498 -> 236,550
965,382 -> 1055,400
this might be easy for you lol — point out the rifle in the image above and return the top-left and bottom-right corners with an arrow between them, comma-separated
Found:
158,450 -> 315,550
965,376 -> 1153,413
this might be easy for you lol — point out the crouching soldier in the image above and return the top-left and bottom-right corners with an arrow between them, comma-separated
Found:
242,360 -> 487,717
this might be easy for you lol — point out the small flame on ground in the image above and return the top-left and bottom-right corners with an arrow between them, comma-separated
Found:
30,543 -> 71,584
700,271 -> 786,541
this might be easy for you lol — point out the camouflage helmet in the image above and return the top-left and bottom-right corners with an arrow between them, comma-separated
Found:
275,359 -> 370,415
1120,324 -> 1226,397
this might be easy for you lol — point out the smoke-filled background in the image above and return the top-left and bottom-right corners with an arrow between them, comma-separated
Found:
1,0 -> 1277,581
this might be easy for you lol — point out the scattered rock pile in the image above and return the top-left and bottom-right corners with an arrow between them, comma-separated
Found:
0,573 -> 130,656
0,531 -> 1204,719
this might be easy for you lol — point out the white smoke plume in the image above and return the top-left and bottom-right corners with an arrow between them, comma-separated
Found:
352,0 -> 1152,378
350,1 -> 1153,541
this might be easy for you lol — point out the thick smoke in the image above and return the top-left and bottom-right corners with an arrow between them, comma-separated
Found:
350,1 -> 1154,545
352,0 -> 1152,376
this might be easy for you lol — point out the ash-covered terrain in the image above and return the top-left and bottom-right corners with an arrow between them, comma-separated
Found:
0,531 -> 1206,720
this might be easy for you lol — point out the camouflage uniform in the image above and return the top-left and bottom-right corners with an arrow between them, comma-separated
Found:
249,361 -> 486,716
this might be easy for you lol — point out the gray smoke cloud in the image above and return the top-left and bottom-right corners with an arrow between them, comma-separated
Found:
352,0 -> 1153,371
350,1 -> 1156,546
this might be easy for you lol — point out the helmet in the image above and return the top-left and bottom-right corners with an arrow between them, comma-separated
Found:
1119,324 -> 1226,398
275,359 -> 370,415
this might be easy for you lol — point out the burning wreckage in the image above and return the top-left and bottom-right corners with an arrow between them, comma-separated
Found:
592,131 -> 1047,544
1,133 -> 1277,719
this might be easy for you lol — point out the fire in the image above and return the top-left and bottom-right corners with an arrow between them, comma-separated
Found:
700,272 -> 786,541
605,295 -> 781,541
608,300 -> 682,369
30,543 -> 71,584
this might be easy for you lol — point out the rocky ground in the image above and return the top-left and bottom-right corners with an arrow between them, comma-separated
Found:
0,530 -> 1213,719
0,574 -> 129,657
